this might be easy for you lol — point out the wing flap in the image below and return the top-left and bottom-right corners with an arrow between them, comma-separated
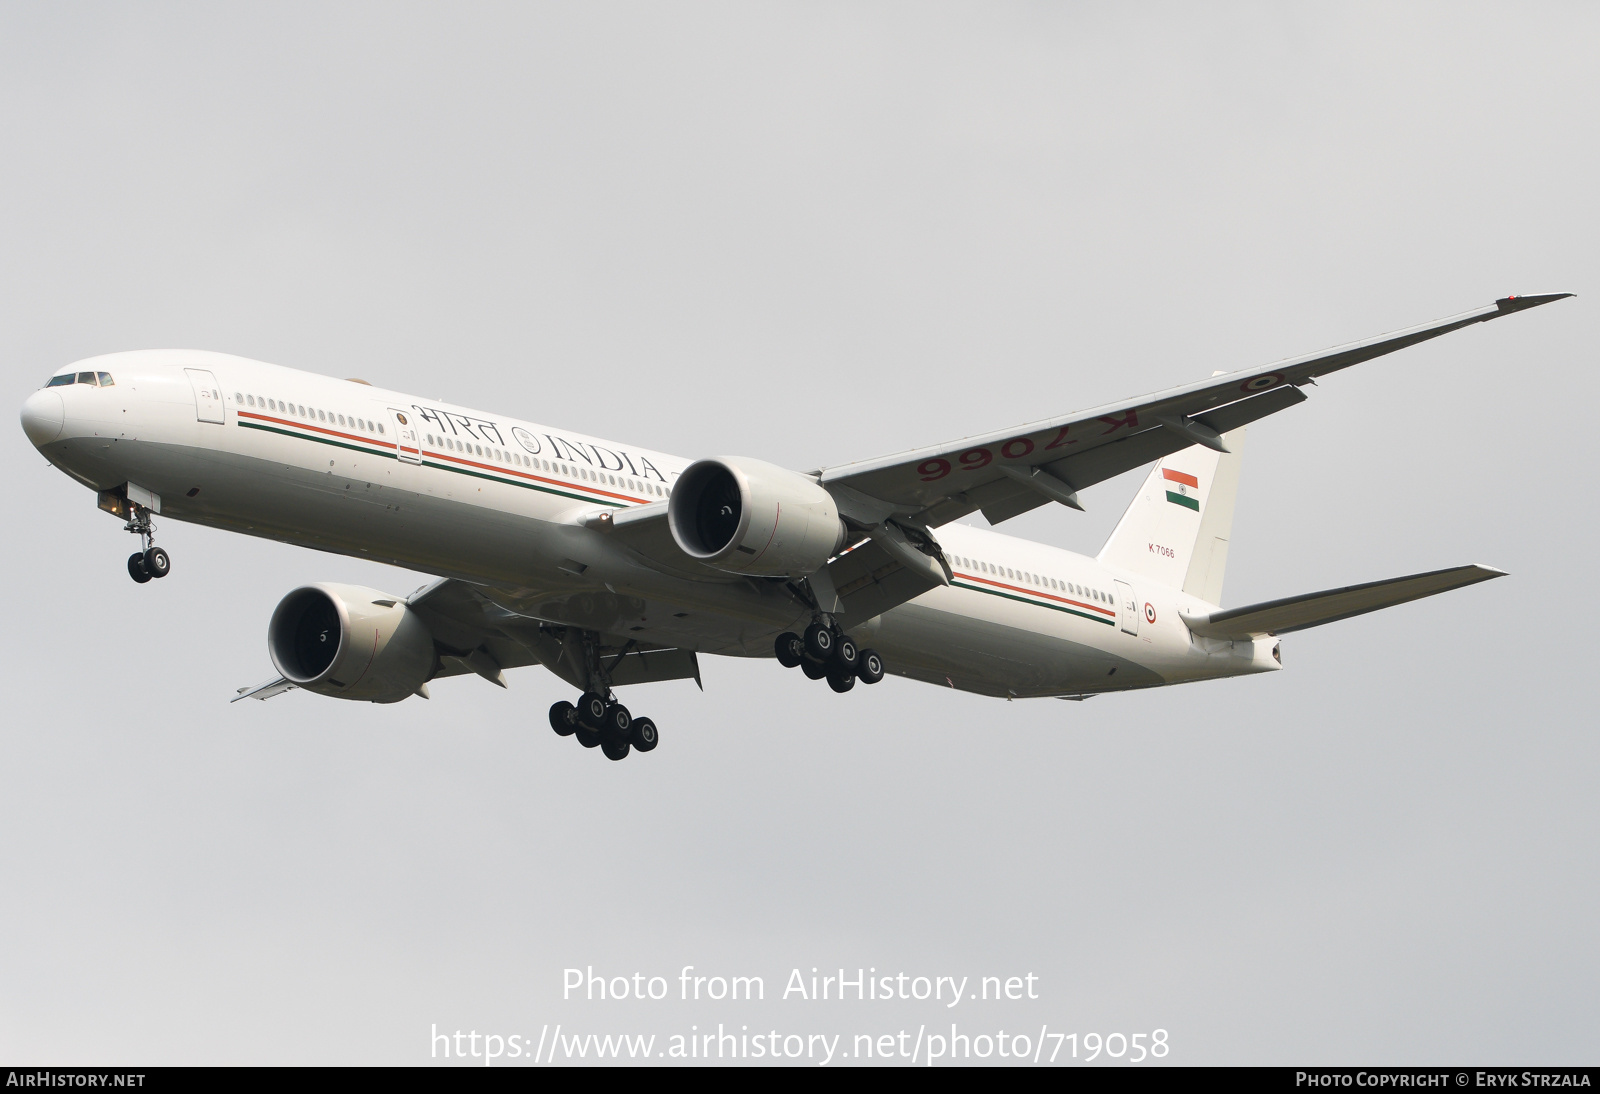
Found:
1180,564 -> 1506,639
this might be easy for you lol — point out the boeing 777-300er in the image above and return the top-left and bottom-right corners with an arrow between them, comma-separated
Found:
19,294 -> 1571,760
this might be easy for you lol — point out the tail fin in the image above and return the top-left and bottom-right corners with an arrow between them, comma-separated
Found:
1096,428 -> 1246,603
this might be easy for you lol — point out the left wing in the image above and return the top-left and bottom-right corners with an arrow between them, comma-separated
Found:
819,294 -> 1571,529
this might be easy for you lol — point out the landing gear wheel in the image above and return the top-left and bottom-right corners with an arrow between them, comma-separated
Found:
833,634 -> 860,672
826,668 -> 856,693
578,691 -> 609,730
602,703 -> 632,741
774,632 -> 804,668
630,717 -> 659,752
548,701 -> 578,736
142,546 -> 171,579
803,622 -> 834,662
600,738 -> 631,761
857,649 -> 885,684
127,553 -> 151,584
801,659 -> 828,681
574,726 -> 601,749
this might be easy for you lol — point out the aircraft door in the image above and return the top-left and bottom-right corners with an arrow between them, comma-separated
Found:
1114,579 -> 1139,636
388,408 -> 421,464
183,368 -> 225,424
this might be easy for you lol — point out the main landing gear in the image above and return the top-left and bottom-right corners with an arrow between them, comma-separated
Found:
775,621 -> 884,693
123,505 -> 171,584
545,627 -> 661,762
549,696 -> 659,762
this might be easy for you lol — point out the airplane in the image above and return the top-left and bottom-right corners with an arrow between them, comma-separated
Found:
19,293 -> 1571,761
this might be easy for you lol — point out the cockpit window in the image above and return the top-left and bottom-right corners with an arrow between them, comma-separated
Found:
96,372 -> 113,386
77,371 -> 97,385
46,373 -> 75,387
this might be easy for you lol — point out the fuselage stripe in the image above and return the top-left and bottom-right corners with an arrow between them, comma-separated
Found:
236,412 -> 642,508
951,578 -> 1117,625
953,571 -> 1118,618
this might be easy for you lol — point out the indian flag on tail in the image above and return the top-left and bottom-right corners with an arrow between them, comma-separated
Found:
1163,467 -> 1199,511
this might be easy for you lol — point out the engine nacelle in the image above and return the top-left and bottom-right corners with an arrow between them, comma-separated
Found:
668,456 -> 847,577
267,583 -> 437,703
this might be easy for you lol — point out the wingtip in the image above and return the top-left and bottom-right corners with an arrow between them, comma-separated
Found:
1494,292 -> 1575,315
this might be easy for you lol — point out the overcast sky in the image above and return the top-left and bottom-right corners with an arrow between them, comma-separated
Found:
2,2 -> 1595,1066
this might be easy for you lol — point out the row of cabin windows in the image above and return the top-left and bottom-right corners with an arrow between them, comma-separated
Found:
423,431 -> 668,498
950,554 -> 1112,605
47,371 -> 114,387
236,392 -> 386,436
232,389 -> 672,501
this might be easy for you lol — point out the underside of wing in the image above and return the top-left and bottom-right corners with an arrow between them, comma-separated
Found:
407,577 -> 701,691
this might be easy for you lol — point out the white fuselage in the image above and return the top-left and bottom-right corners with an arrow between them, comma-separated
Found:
21,349 -> 1279,700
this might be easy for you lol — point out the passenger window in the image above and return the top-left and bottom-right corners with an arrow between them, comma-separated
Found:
338,414 -> 346,426
378,423 -> 385,434
247,395 -> 256,406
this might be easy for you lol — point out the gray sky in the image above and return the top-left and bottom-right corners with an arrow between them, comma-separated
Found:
2,2 -> 1595,1066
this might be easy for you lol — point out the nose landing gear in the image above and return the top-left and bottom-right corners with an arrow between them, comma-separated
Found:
121,505 -> 171,583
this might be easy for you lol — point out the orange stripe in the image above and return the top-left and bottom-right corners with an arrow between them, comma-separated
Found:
1162,468 -> 1199,488
239,410 -> 650,504
954,572 -> 1117,617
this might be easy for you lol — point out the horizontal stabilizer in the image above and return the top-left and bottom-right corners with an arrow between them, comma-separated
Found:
1180,564 -> 1506,639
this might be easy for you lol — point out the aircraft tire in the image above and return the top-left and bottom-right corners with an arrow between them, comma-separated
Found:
826,668 -> 856,693
574,726 -> 601,749
549,701 -> 578,736
774,632 -> 804,668
803,622 -> 833,661
143,546 -> 171,579
602,702 -> 631,741
127,552 -> 152,584
801,659 -> 828,681
601,738 -> 631,761
578,691 -> 608,730
833,634 -> 860,672
630,717 -> 658,752
857,649 -> 885,684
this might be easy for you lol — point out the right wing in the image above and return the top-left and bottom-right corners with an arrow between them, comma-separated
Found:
1180,564 -> 1506,639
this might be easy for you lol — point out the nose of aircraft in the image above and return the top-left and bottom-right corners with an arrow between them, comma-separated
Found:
20,388 -> 65,446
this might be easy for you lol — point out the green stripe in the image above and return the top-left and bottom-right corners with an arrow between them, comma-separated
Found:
239,419 -> 626,508
1165,490 -> 1199,511
240,419 -> 391,459
420,459 -> 621,506
952,580 -> 1116,626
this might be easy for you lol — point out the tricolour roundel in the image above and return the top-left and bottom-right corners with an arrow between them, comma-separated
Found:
1144,602 -> 1157,624
1240,372 -> 1284,393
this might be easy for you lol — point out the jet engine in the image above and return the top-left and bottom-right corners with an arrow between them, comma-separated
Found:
668,456 -> 847,577
267,583 -> 437,703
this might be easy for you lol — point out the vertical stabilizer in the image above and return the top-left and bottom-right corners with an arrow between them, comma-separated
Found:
1096,428 -> 1246,603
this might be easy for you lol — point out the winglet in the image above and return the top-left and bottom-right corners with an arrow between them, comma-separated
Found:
1494,292 -> 1575,315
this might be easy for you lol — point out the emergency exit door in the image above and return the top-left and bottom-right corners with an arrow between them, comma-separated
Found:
388,408 -> 421,464
1114,579 -> 1139,636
